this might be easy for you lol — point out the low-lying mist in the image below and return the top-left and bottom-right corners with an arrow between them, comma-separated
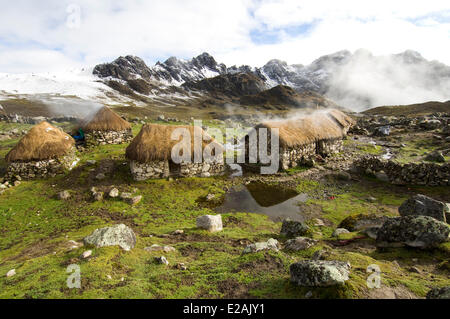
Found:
324,50 -> 450,111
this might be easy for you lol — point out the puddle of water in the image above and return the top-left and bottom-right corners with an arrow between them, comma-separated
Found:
216,182 -> 308,222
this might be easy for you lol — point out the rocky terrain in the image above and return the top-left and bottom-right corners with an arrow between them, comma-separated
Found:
0,101 -> 448,299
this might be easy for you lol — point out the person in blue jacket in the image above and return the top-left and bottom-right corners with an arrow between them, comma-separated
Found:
72,128 -> 85,141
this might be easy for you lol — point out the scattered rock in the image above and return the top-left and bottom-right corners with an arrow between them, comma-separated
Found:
373,125 -> 390,136
93,192 -> 104,201
196,214 -> 223,232
375,170 -> 389,182
376,216 -> 450,249
285,237 -> 318,251
176,263 -> 187,270
338,213 -> 391,232
290,260 -> 351,287
95,173 -> 106,180
127,195 -> 142,206
86,160 -> 97,165
399,194 -> 448,223
332,228 -> 350,237
108,188 -> 119,198
84,224 -> 137,251
13,180 -> 21,187
144,244 -> 176,253
58,190 -> 71,200
242,238 -> 280,254
156,256 -> 169,265
280,219 -> 309,238
313,218 -> 325,227
172,229 -> 184,235
426,286 -> 450,299
6,269 -> 16,277
425,151 -> 446,163
81,250 -> 92,259
206,193 -> 216,201
120,192 -> 132,200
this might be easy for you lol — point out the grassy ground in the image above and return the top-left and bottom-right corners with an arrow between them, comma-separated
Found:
0,123 -> 449,299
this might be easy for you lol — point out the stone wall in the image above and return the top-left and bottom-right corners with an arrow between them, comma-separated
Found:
355,156 -> 450,186
280,143 -> 316,170
85,129 -> 133,147
129,159 -> 224,181
317,139 -> 343,157
4,149 -> 79,181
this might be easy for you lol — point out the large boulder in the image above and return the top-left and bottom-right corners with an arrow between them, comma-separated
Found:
399,194 -> 447,223
196,214 -> 223,232
426,286 -> 450,299
290,260 -> 351,287
376,216 -> 450,248
425,151 -> 446,163
280,219 -> 309,238
84,224 -> 136,251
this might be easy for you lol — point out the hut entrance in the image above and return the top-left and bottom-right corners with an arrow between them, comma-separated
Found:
168,160 -> 181,176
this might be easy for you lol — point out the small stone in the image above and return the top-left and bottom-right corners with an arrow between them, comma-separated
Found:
6,269 -> 16,277
87,160 -> 97,165
332,228 -> 350,237
93,192 -> 104,201
172,229 -> 184,235
13,180 -> 21,187
280,219 -> 309,238
177,263 -> 187,271
127,195 -> 142,206
58,190 -> 71,200
206,193 -> 216,201
108,188 -> 119,198
408,266 -> 421,274
156,256 -> 169,265
81,250 -> 92,259
285,237 -> 318,251
196,214 -> 223,232
367,196 -> 377,203
313,218 -> 325,227
305,291 -> 313,298
120,192 -> 132,200
95,173 -> 106,180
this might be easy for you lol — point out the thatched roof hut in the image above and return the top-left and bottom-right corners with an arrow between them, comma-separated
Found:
5,121 -> 75,162
81,106 -> 131,132
253,109 -> 354,148
126,123 -> 224,163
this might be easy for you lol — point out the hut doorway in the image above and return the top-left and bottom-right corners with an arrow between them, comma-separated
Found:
168,160 -> 181,176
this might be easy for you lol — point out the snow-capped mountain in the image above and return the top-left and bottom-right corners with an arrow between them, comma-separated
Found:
1,50 -> 449,112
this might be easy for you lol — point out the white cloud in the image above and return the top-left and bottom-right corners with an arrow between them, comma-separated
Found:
0,0 -> 448,72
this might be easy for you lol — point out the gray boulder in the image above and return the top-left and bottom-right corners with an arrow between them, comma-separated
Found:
338,213 -> 391,232
290,260 -> 351,287
373,125 -> 390,136
426,286 -> 450,299
376,216 -> 450,248
84,224 -> 136,251
332,228 -> 350,237
399,194 -> 447,223
242,238 -> 280,254
280,219 -> 309,238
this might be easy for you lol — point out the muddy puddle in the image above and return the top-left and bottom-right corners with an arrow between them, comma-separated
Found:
216,182 -> 308,222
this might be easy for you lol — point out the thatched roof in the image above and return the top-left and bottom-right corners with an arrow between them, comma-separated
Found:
126,123 -> 224,163
81,106 -> 131,132
253,109 -> 354,148
5,121 -> 75,162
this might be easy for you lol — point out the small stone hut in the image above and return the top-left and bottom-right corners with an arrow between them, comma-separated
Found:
125,123 -> 224,180
243,109 -> 354,171
4,121 -> 79,180
81,106 -> 132,146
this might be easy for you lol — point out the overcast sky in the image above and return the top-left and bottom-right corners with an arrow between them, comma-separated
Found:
0,0 -> 449,73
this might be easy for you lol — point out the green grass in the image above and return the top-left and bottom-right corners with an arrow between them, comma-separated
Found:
0,122 -> 449,299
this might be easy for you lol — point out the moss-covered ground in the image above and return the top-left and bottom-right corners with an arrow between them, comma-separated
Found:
0,123 -> 449,299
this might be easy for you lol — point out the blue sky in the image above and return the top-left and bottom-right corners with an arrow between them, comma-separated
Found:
0,0 -> 449,72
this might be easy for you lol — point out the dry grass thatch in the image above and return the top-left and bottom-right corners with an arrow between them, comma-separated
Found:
126,123 -> 224,162
81,106 -> 131,132
5,121 -> 75,162
255,109 -> 354,148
